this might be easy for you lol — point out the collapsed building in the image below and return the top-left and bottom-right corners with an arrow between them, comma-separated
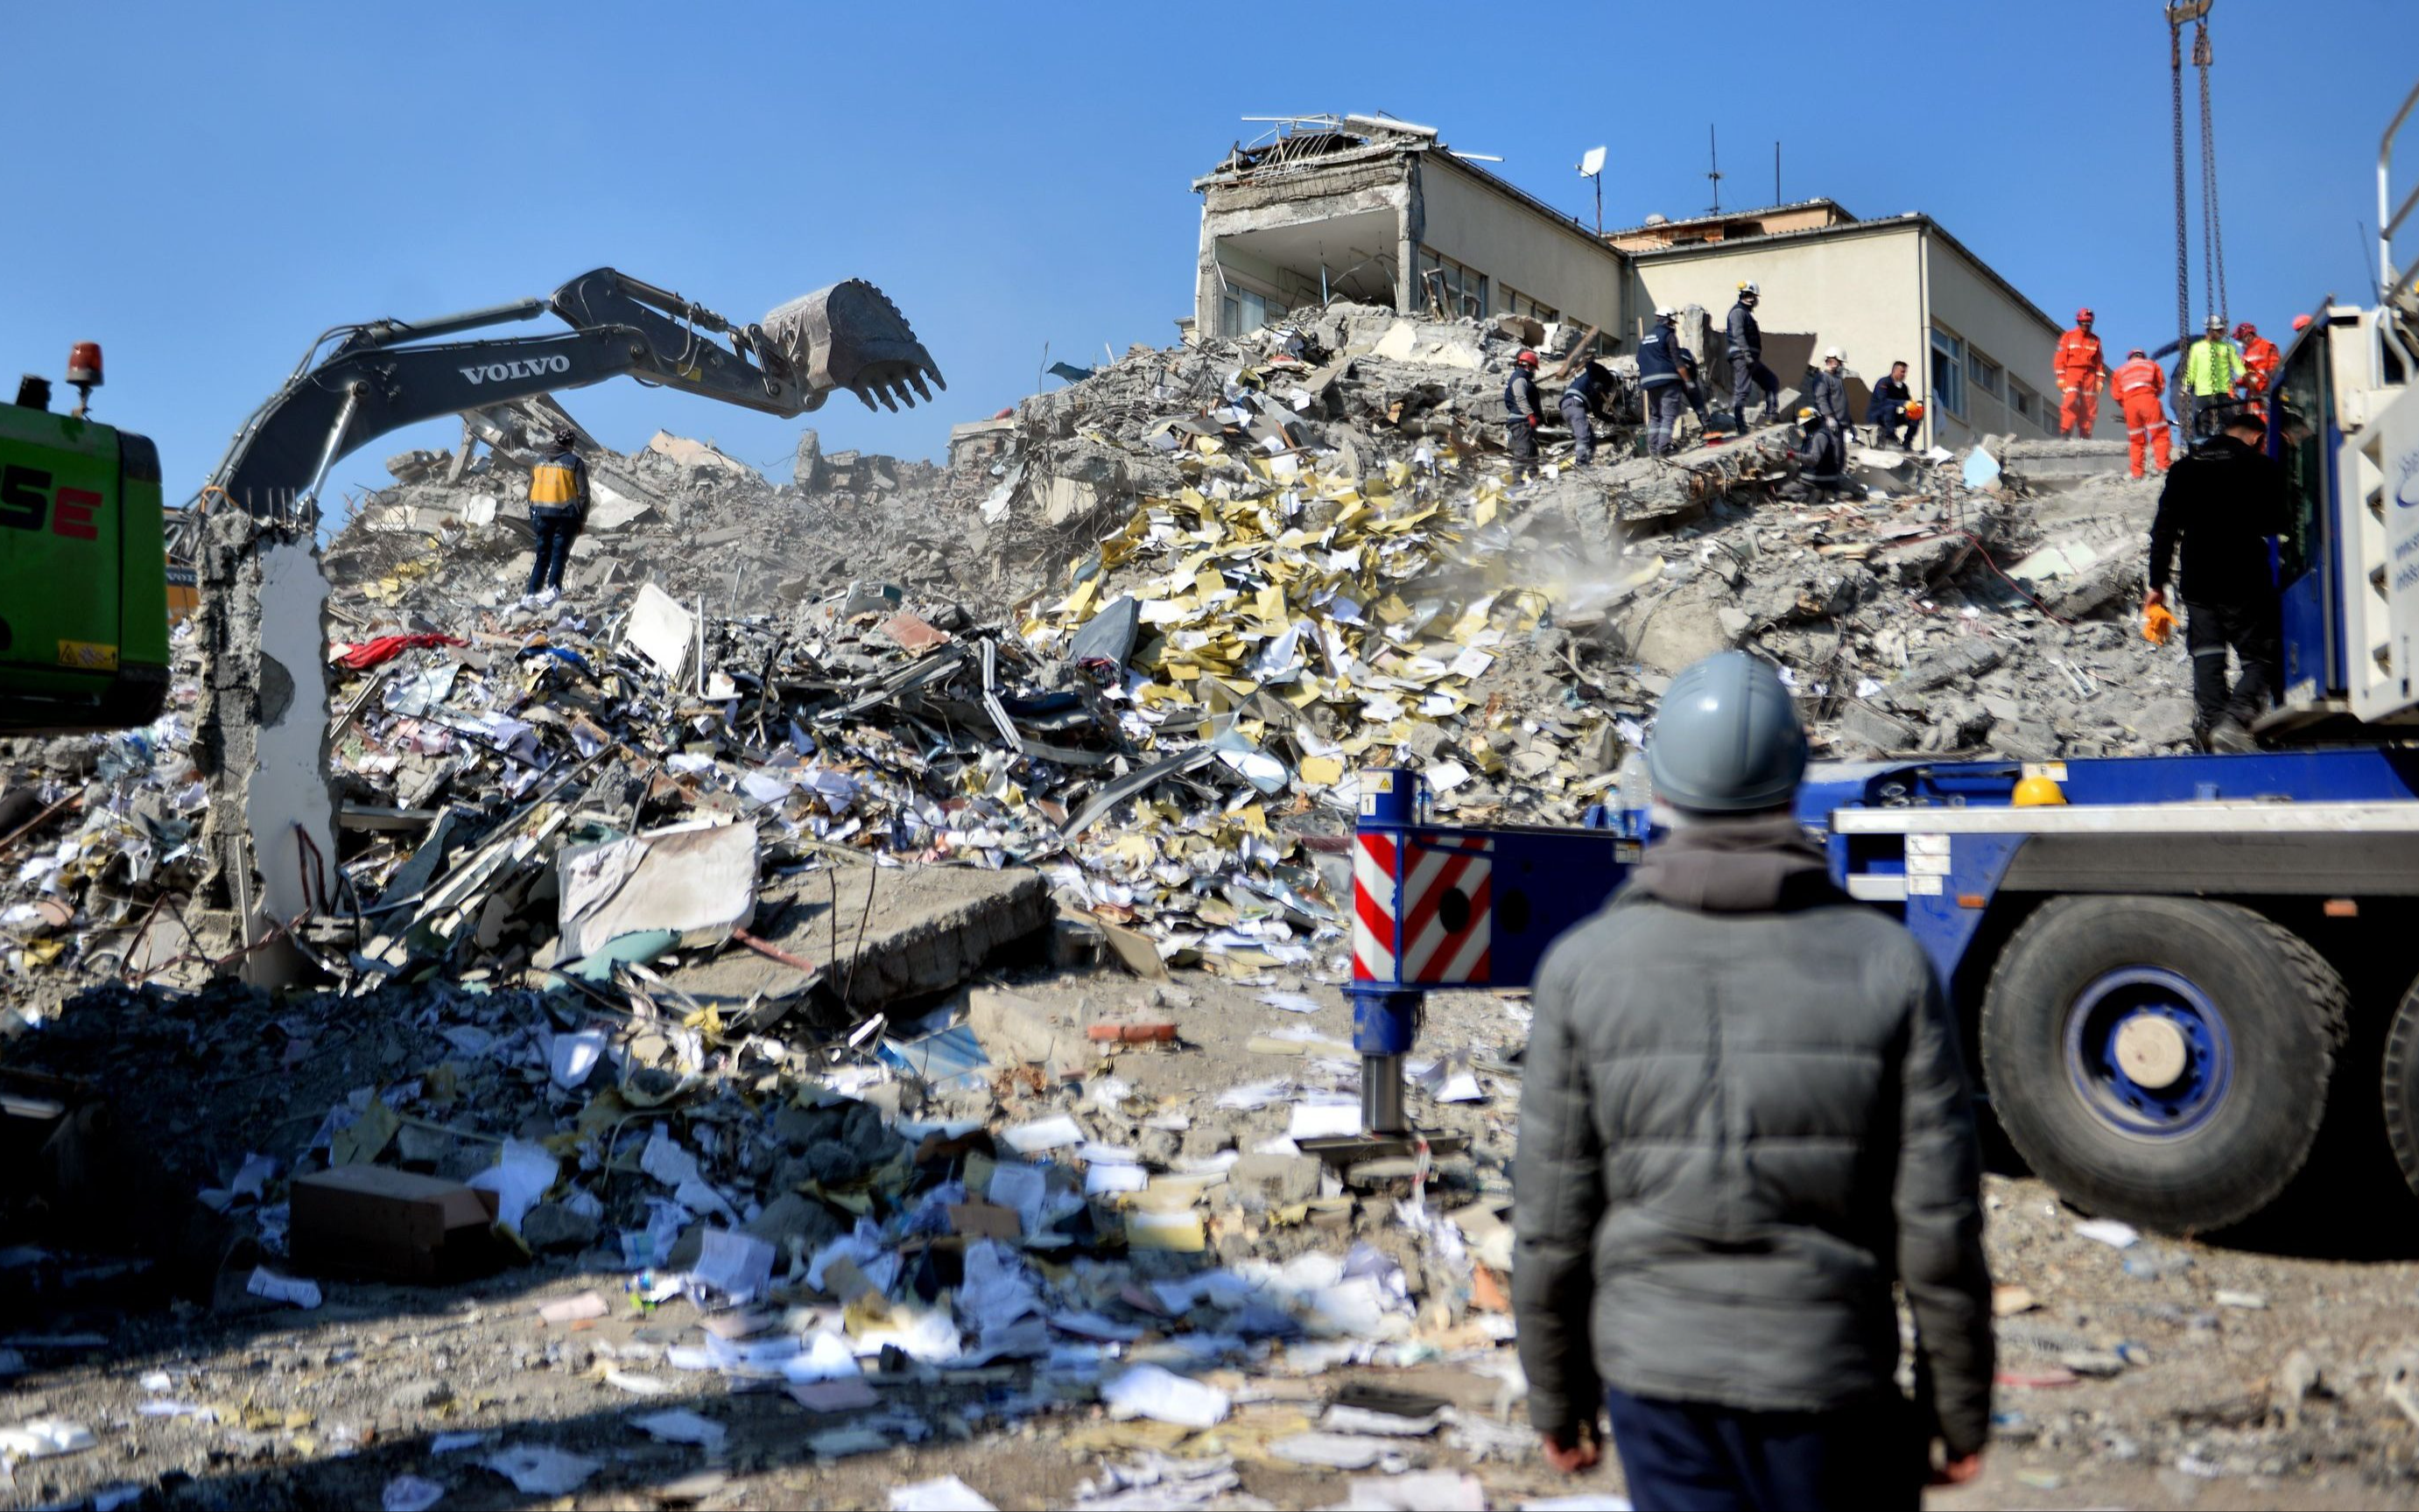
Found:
1192,114 -> 2064,450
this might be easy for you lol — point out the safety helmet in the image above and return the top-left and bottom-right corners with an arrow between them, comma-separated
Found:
2011,774 -> 2067,807
552,426 -> 578,449
1515,348 -> 1539,368
2292,313 -> 2314,331
1902,400 -> 1925,420
1738,281 -> 1759,296
1645,651 -> 1809,813
2127,348 -> 2148,359
2233,320 -> 2257,340
2206,313 -> 2226,332
2075,307 -> 2094,322
1654,306 -> 1676,320
1822,346 -> 1843,362
1796,405 -> 1819,425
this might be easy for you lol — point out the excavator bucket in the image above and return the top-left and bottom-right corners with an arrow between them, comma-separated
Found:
761,281 -> 946,413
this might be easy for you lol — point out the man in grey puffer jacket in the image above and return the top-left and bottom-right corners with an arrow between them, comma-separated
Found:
1513,651 -> 1992,1508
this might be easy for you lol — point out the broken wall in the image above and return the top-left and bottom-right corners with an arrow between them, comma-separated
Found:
1411,154 -> 1628,336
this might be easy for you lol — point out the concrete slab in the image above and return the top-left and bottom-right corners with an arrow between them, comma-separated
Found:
665,861 -> 1051,1017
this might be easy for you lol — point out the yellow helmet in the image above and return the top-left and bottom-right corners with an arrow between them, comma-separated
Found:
2011,774 -> 2067,807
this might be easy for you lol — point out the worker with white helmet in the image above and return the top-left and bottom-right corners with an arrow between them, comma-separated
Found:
1725,282 -> 1782,432
1635,307 -> 1697,458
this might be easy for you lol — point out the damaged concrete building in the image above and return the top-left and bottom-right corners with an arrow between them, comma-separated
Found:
1193,118 -> 2060,450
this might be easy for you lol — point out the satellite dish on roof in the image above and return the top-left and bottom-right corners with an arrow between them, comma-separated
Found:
1579,146 -> 1607,178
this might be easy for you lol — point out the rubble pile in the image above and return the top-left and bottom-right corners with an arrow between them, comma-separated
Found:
0,300 -> 2261,1512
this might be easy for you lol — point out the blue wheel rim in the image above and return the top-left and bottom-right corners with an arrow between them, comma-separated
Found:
2063,967 -> 2233,1139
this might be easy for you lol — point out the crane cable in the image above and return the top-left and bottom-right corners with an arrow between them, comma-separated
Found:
2197,16 -> 2229,329
2169,6 -> 2195,366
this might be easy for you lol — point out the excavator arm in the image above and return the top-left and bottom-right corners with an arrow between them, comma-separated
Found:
201,267 -> 944,520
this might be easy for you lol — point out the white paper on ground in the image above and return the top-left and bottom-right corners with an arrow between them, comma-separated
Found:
604,1368 -> 671,1396
889,1474 -> 997,1511
986,1163 -> 1049,1227
1101,1362 -> 1230,1428
1288,1101 -> 1361,1141
1270,1431 -> 1389,1468
777,1331 -> 863,1383
549,1029 -> 608,1088
1255,991 -> 1323,1014
689,1228 -> 777,1304
1521,1497 -> 1635,1512
631,1408 -> 727,1449
1000,1113 -> 1084,1153
1085,1164 -> 1149,1196
431,1431 -> 487,1452
1347,1471 -> 1488,1510
246,1266 -> 322,1310
0,1417 -> 96,1458
2074,1219 -> 2141,1249
381,1473 -> 447,1512
468,1137 -> 559,1233
481,1445 -> 601,1495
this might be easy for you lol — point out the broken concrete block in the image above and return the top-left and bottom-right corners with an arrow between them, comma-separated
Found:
1889,639 -> 2005,700
1838,702 -> 1917,755
966,986 -> 1079,1079
1233,1152 -> 1323,1206
557,820 -> 757,962
520,1200 -> 600,1253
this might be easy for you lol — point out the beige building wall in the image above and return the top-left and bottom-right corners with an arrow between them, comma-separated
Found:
1628,224 -> 1927,434
1920,229 -> 2062,445
1412,158 -> 1627,335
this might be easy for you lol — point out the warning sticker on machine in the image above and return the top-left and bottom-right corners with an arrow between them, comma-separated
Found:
55,639 -> 117,671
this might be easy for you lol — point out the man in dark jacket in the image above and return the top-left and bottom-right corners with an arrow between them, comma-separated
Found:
1637,309 -> 1695,458
1562,358 -> 1616,466
1781,406 -> 1856,500
2146,411 -> 2287,750
1515,650 -> 1993,1509
523,426 -> 590,608
1869,360 -> 1918,449
1805,347 -> 1853,436
1725,283 -> 1782,433
1505,349 -> 1546,478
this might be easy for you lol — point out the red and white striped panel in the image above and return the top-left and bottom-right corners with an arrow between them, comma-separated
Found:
1352,833 -> 1398,981
1351,831 -> 1493,986
1401,835 -> 1491,984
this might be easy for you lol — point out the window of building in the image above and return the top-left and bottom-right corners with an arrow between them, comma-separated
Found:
1968,348 -> 2003,398
1415,247 -> 1489,319
1497,285 -> 1559,324
1930,328 -> 1966,418
1219,285 -> 1287,338
2008,378 -> 2041,427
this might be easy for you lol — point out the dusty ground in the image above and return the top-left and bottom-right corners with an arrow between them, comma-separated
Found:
10,960 -> 2419,1511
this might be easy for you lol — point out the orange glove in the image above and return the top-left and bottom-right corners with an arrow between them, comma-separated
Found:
2143,601 -> 2179,645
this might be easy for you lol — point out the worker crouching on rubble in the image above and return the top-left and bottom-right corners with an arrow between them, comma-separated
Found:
522,426 -> 590,609
1781,407 -> 1860,501
1514,651 -> 1994,1509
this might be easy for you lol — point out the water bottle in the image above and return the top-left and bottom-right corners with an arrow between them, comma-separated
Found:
1616,750 -> 1650,840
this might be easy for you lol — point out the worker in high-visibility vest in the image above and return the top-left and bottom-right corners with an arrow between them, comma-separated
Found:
2053,308 -> 2110,438
2183,314 -> 2247,436
2110,347 -> 2174,479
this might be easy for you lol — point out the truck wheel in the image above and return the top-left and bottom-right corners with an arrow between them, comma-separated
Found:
2380,976 -> 2419,1202
1980,897 -> 2347,1234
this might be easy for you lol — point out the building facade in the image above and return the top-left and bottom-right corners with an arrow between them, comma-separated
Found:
1192,118 -> 2060,449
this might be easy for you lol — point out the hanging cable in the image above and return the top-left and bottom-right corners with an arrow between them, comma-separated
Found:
2169,5 -> 2196,366
2195,16 -> 2230,327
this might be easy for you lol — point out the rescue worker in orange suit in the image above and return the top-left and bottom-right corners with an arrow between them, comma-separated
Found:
2111,347 -> 2174,479
2234,320 -> 2282,412
2055,307 -> 2111,438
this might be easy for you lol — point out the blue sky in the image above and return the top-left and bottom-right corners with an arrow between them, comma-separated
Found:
6,2 -> 2412,508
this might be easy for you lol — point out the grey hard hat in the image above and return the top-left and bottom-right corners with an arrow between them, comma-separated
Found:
1645,651 -> 1809,812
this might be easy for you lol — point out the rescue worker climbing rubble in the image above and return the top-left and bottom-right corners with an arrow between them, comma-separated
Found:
1515,650 -> 1993,1508
1505,348 -> 1546,477
522,426 -> 590,608
1562,357 -> 1616,466
1726,282 -> 1782,433
2054,307 -> 2110,438
2112,346 -> 2175,479
1636,309 -> 1696,458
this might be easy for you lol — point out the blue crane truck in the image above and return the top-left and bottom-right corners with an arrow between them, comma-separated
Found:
1341,112 -> 2419,1234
